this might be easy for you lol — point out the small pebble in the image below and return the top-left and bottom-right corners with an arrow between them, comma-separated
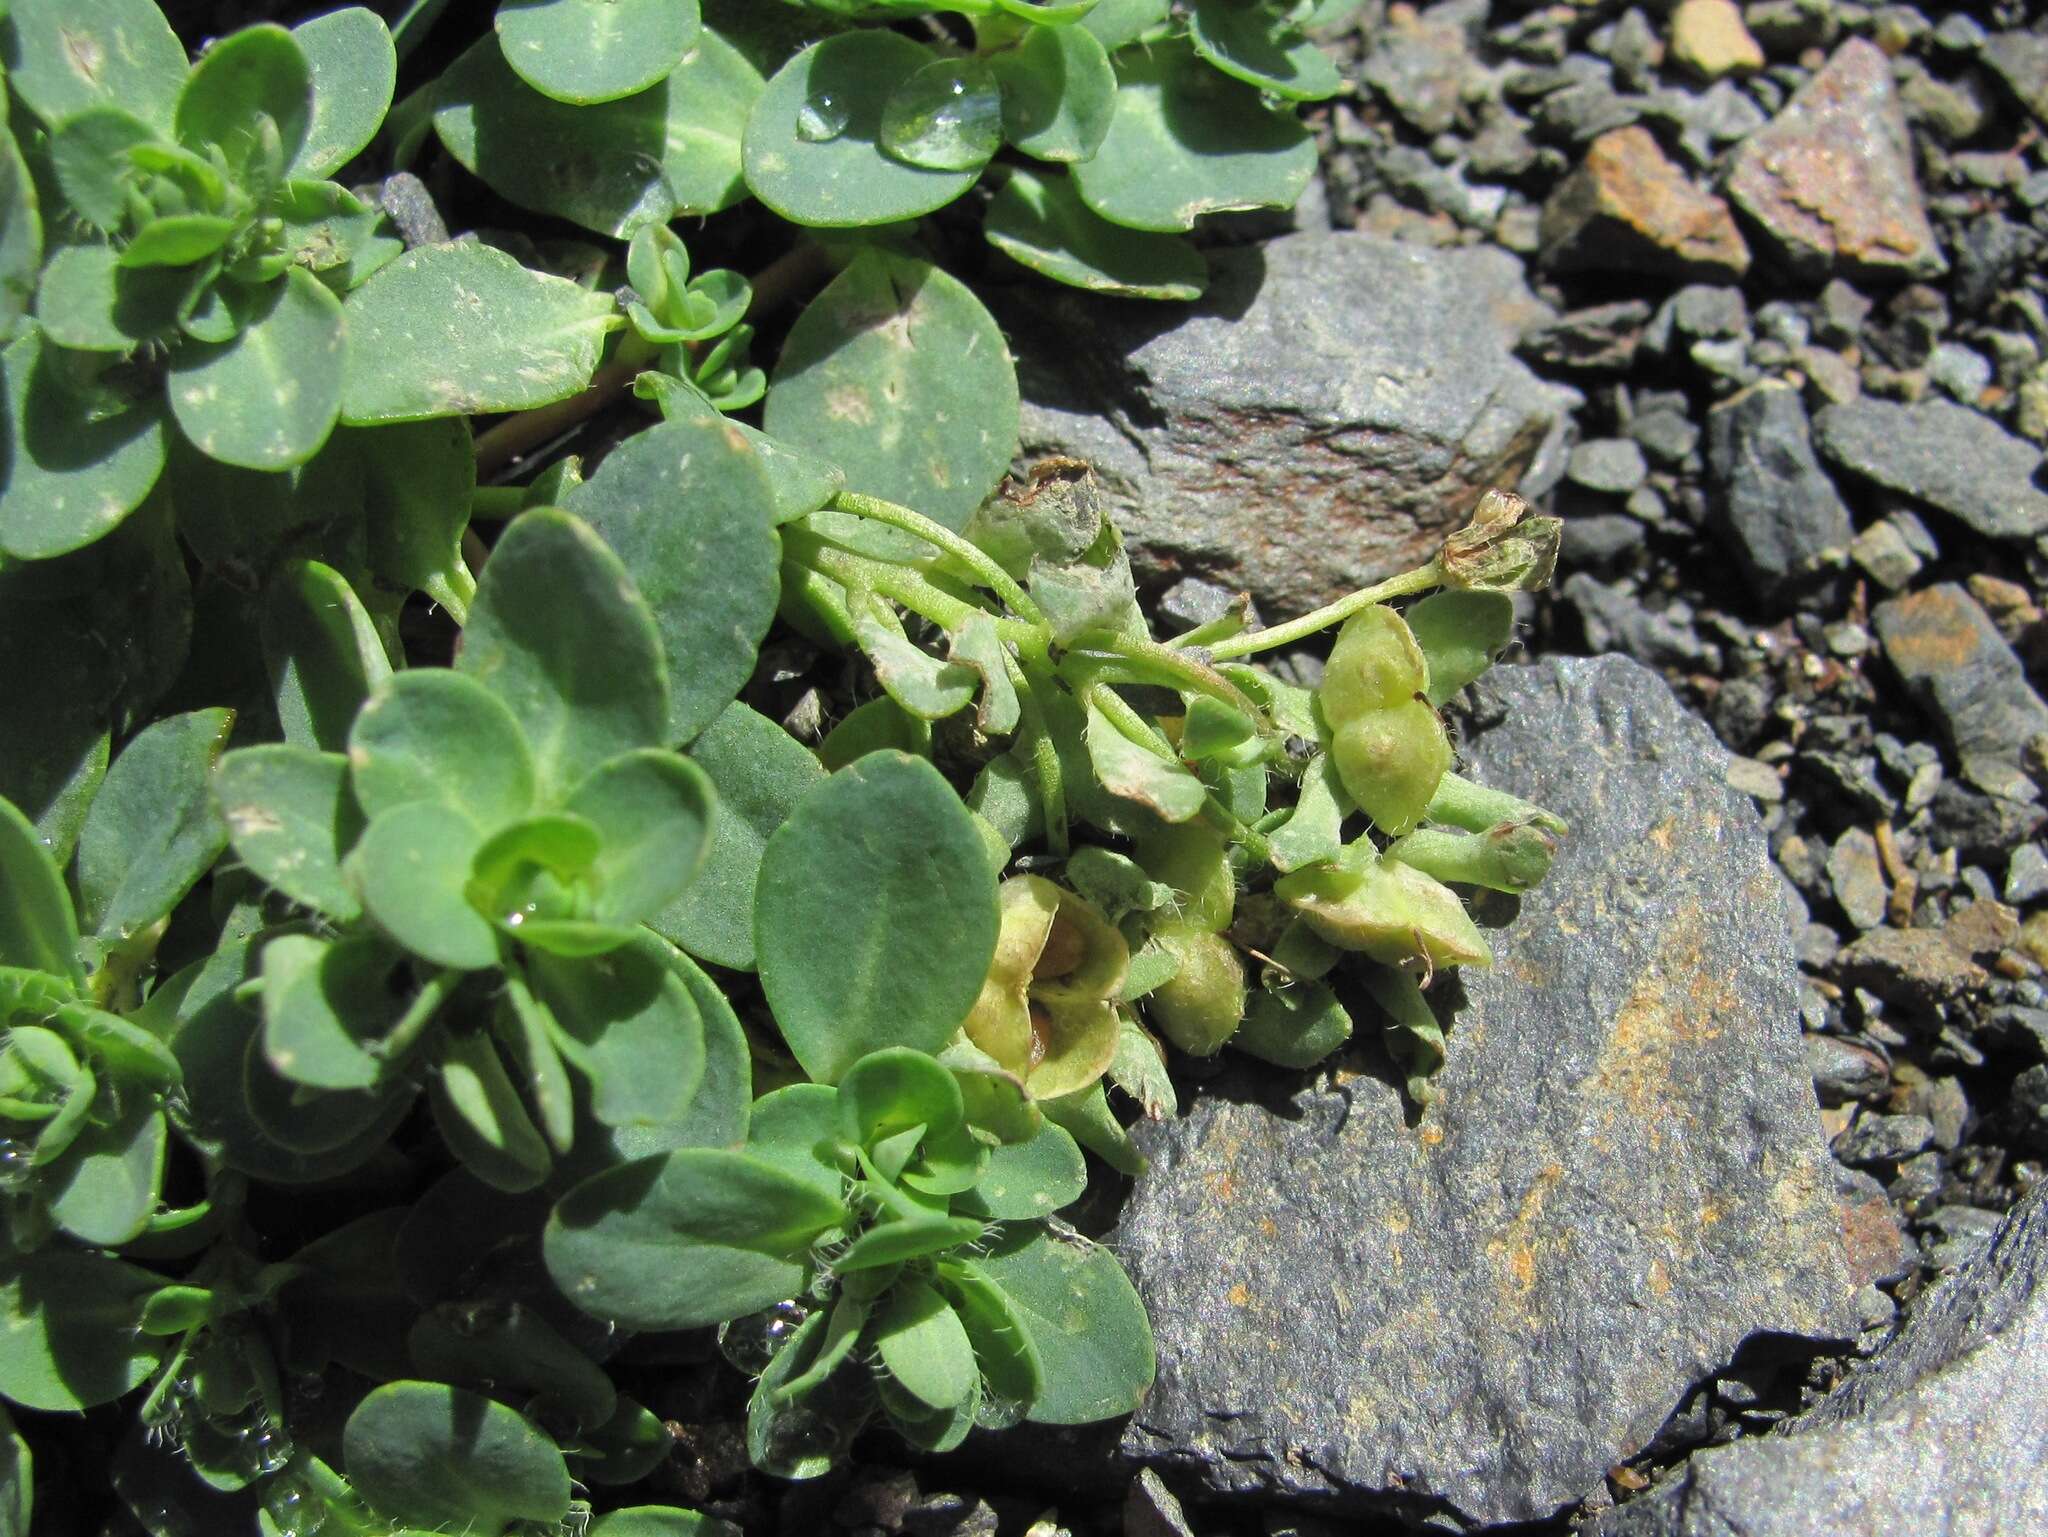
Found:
2006,844 -> 2048,905
1567,438 -> 1651,494
1835,1111 -> 1936,1166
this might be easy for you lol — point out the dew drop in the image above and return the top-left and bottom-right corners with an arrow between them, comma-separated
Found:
878,60 -> 1002,171
795,92 -> 849,144
0,1138 -> 33,1191
975,1391 -> 1026,1431
757,1403 -> 841,1478
717,1298 -> 809,1374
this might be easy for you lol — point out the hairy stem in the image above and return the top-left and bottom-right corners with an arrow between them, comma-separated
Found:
1207,560 -> 1445,660
829,491 -> 1047,630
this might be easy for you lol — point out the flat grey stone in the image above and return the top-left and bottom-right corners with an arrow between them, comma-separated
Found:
1589,1186 -> 2048,1537
1110,656 -> 1858,1527
1872,584 -> 2048,803
999,233 -> 1569,619
1706,381 -> 1854,601
1813,398 -> 2048,543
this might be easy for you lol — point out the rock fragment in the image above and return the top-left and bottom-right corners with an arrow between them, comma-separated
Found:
1540,126 -> 1751,279
1668,0 -> 1765,81
1109,657 -> 1856,1527
1704,380 -> 1853,603
1726,39 -> 1945,280
1872,585 -> 2048,802
1814,398 -> 2048,543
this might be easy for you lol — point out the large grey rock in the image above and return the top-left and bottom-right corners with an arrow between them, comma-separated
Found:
1813,397 -> 2048,543
1110,656 -> 1858,1527
1590,1186 -> 2048,1537
1705,381 -> 1854,603
999,233 -> 1568,619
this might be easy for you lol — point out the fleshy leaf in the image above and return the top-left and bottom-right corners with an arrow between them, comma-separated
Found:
986,167 -> 1206,301
1083,696 -> 1206,822
1,0 -> 188,134
346,802 -> 499,970
874,1279 -> 976,1410
340,243 -> 617,422
755,753 -> 999,1084
344,1381 -> 571,1537
1404,588 -> 1514,707
0,1252 -> 165,1412
259,932 -> 403,1089
0,330 -> 167,560
988,22 -> 1114,161
214,745 -> 363,921
349,669 -> 536,826
976,1223 -> 1154,1424
764,250 -> 1017,535
0,795 -> 82,985
524,932 -> 707,1129
167,268 -> 345,471
173,25 -> 311,175
344,418 -> 478,618
261,559 -> 390,753
456,509 -> 666,799
75,708 -> 232,946
1189,0 -> 1344,101
496,0 -> 700,106
291,7 -> 397,178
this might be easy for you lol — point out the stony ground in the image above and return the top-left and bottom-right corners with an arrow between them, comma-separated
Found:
750,2 -> 2048,1533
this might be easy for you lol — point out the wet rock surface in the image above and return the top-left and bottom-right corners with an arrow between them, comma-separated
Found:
999,232 -> 1567,619
1109,657 -> 1856,1527
1587,1186 -> 2048,1537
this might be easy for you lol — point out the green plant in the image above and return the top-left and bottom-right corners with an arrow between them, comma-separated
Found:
0,1 -> 1569,1530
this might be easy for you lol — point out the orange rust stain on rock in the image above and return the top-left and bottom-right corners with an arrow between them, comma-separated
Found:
1578,900 -> 1740,1123
1208,1172 -> 1239,1202
1488,1161 -> 1565,1308
1227,1284 -> 1251,1307
1258,1217 -> 1279,1239
1419,1124 -> 1445,1148
1648,1259 -> 1672,1297
1880,587 -> 1983,675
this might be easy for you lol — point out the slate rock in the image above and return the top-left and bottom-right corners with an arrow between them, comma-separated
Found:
1873,585 -> 2048,802
1110,656 -> 1857,1527
1833,926 -> 1988,1015
1726,39 -> 1945,281
1568,438 -> 1651,494
1520,299 -> 1655,373
1589,1186 -> 2048,1537
1827,827 -> 1888,931
1001,234 -> 1567,618
1815,398 -> 2048,543
1540,126 -> 1751,279
1359,2 -> 1486,136
1983,31 -> 2048,125
1834,1111 -> 1936,1166
1704,380 -> 1854,601
1806,1034 -> 1890,1103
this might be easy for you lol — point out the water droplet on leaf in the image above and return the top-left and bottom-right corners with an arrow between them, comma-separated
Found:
796,93 -> 849,143
717,1298 -> 809,1374
878,61 -> 1002,171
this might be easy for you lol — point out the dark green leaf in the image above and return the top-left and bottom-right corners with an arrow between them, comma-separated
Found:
989,22 -> 1114,161
431,1027 -> 552,1192
348,669 -> 536,826
1189,0 -> 1343,101
343,1381 -> 570,1536
1072,41 -> 1314,232
765,250 -> 1017,534
174,25 -> 311,174
565,749 -> 714,925
45,1094 -> 164,1245
168,268 -> 345,471
214,746 -> 361,920
0,1404 -> 29,1537
408,1301 -> 615,1430
1,0 -> 188,133
978,1222 -> 1154,1423
1079,0 -> 1168,50
651,703 -> 822,972
1231,979 -> 1352,1068
261,558 -> 390,752
291,7 -> 397,179
456,508 -> 666,798
852,600 -> 978,721
937,1256 -> 1045,1415
544,1148 -> 842,1329
961,1118 -> 1085,1219
986,167 -> 1206,300
496,0 -> 700,106
742,1082 -> 848,1204
525,934 -> 706,1128
755,753 -> 998,1083
345,417 -> 478,616
743,32 -> 979,227
76,707 -> 232,946
818,695 -> 930,770
838,1047 -> 964,1149
46,109 -> 157,232
0,796 -> 82,985
590,1508 -> 740,1537
1404,588 -> 1514,707
120,214 -> 235,268
496,973 -> 573,1152
874,1279 -> 975,1410
565,414 -> 782,746
0,1251 -> 164,1411
0,329 -> 167,560
0,112 -> 41,347
346,802 -> 499,970
340,242 -> 617,422
259,932 -> 404,1090
1083,695 -> 1205,823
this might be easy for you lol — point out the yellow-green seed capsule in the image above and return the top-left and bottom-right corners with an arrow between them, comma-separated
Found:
1273,844 -> 1491,970
1145,922 -> 1248,1056
1133,822 -> 1236,934
1320,605 -> 1429,724
1330,702 -> 1451,838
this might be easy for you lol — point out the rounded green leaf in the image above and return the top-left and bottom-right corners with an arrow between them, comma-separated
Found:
874,1279 -> 976,1410
964,1118 -> 1085,1219
76,707 -> 233,947
168,268 -> 345,471
47,108 -> 158,231
1189,0 -> 1343,101
563,750 -> 714,925
2,0 -> 188,134
215,746 -> 363,921
743,1082 -> 847,1202
35,242 -> 200,351
764,250 -> 1017,534
986,167 -> 1207,300
262,558 -> 391,753
755,753 -> 999,1084
591,1506 -> 740,1537
1404,588 -> 1514,707
119,214 -> 236,268
1080,0 -> 1168,50
838,1047 -> 965,1149
242,1020 -> 405,1156
344,418 -> 479,617
433,27 -> 760,237
565,414 -> 782,746
173,25 -> 312,175
1072,41 -> 1315,233
46,1095 -> 165,1246
0,329 -> 167,560
346,802 -> 499,970
344,1381 -> 570,1536
936,1257 -> 1045,1412
545,1148 -> 843,1329
989,22 -> 1114,162
291,7 -> 397,179
457,509 -> 667,798
0,795 -> 81,984
468,812 -> 624,956
349,670 -> 536,826
977,1223 -> 1154,1423
0,1252 -> 165,1411
431,1026 -> 552,1192
0,116 -> 42,348
340,243 -> 617,423
651,703 -> 823,972
524,933 -> 706,1128
259,932 -> 404,1090
496,0 -> 700,105
743,32 -> 979,228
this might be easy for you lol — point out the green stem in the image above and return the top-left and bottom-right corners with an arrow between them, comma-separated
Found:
1010,653 -> 1068,857
1165,602 -> 1252,651
1087,682 -> 1179,761
797,540 -> 1040,648
1207,559 -> 1445,660
1423,772 -> 1568,836
829,490 -> 1047,630
372,968 -> 462,1065
1067,630 -> 1269,725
